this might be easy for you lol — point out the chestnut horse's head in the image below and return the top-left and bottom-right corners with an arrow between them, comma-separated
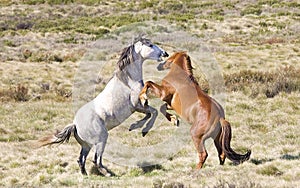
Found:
157,51 -> 193,73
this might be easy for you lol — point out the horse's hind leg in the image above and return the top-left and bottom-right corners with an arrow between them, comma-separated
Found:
192,136 -> 208,169
214,130 -> 226,165
190,124 -> 208,169
78,146 -> 91,175
93,132 -> 111,176
74,128 -> 92,175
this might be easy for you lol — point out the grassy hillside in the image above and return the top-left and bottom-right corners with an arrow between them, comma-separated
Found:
0,0 -> 299,187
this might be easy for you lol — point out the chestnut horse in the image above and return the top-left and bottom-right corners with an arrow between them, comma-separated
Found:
139,52 -> 251,169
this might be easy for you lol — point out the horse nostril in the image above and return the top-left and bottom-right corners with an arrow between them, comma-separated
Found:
163,52 -> 169,57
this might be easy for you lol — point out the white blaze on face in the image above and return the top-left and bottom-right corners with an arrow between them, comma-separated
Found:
134,41 -> 143,55
134,41 -> 162,61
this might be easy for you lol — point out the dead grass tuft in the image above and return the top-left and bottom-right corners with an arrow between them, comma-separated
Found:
259,37 -> 285,45
152,179 -> 185,188
0,84 -> 30,102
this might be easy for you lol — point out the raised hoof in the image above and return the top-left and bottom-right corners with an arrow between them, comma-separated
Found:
176,119 -> 180,127
170,115 -> 179,127
129,123 -> 138,131
139,93 -> 148,107
142,131 -> 148,137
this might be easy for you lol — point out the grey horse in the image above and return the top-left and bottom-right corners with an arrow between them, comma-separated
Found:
39,37 -> 168,176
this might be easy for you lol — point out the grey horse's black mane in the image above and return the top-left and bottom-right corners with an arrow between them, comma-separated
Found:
117,37 -> 151,70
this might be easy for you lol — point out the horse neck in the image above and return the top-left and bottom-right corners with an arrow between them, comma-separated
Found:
116,54 -> 144,90
168,65 -> 197,86
127,52 -> 144,82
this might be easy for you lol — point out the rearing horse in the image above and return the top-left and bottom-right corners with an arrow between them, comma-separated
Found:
139,52 -> 251,169
38,37 -> 168,176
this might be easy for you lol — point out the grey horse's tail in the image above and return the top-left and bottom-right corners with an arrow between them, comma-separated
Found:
38,124 -> 76,147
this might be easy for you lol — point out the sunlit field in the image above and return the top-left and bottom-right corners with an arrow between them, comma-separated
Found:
0,0 -> 299,187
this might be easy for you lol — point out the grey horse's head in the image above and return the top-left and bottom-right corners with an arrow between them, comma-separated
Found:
117,37 -> 168,70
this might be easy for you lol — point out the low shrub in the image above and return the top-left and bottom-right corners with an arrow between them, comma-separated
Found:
0,84 -> 30,102
224,66 -> 299,98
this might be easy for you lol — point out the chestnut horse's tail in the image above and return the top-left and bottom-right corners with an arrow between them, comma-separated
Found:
220,118 -> 251,164
38,124 -> 76,147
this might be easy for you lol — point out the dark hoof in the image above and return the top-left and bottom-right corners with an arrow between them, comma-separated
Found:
81,169 -> 88,176
142,131 -> 148,137
78,160 -> 87,175
176,119 -> 180,127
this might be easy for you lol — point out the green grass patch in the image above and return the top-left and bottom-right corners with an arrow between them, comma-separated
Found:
10,162 -> 21,168
3,40 -> 17,47
39,174 -> 54,184
163,13 -> 195,23
249,123 -> 268,133
257,165 -> 283,176
127,168 -> 144,177
32,13 -> 151,38
58,178 -> 77,186
208,9 -> 225,21
258,0 -> 280,6
23,0 -> 104,5
0,12 -> 152,39
241,5 -> 262,16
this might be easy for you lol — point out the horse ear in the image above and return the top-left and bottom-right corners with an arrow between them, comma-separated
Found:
133,33 -> 147,44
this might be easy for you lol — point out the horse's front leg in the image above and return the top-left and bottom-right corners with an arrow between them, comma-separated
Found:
130,104 -> 158,137
132,81 -> 165,136
139,81 -> 163,106
129,112 -> 151,131
141,105 -> 158,137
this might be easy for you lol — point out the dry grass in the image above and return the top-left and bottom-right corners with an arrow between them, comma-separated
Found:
0,0 -> 299,187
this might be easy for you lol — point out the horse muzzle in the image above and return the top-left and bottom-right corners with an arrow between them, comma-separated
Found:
157,51 -> 169,62
157,62 -> 165,71
162,51 -> 169,57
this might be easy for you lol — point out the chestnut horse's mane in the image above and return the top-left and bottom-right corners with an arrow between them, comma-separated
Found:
182,53 -> 198,85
